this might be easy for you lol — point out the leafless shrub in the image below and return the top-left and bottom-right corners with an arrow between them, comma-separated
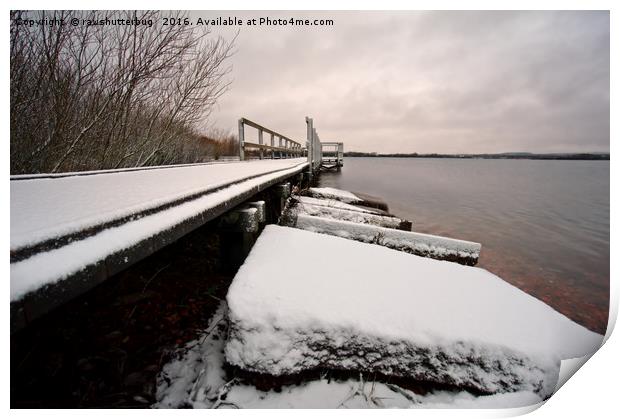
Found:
10,10 -> 236,174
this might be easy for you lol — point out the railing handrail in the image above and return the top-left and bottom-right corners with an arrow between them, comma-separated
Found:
239,117 -> 303,160
240,118 -> 302,148
238,116 -> 342,170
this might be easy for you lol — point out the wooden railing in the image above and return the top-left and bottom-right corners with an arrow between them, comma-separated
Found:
238,116 -> 342,174
238,118 -> 303,160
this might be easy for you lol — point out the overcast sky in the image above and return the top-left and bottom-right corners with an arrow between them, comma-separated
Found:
195,11 -> 609,154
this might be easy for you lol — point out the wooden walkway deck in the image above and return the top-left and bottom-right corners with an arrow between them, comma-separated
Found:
11,158 -> 309,330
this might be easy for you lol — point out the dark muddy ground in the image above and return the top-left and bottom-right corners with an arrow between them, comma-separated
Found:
11,221 -> 232,408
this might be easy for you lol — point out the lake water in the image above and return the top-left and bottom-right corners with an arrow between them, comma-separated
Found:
318,158 -> 610,334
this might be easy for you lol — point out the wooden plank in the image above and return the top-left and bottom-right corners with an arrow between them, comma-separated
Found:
243,142 -> 302,153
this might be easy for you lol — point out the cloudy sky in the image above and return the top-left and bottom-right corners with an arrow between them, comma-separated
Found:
196,11 -> 609,154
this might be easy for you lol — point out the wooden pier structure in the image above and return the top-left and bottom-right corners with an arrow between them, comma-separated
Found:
11,116 -> 332,331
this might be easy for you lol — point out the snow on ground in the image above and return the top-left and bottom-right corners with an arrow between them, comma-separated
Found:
291,213 -> 479,264
155,302 -> 229,409
10,163 -> 306,301
11,158 -> 307,251
222,379 -> 543,409
307,187 -> 363,203
225,225 -> 603,399
154,302 -> 544,409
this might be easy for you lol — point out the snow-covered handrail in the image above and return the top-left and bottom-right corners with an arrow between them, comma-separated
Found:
238,117 -> 303,160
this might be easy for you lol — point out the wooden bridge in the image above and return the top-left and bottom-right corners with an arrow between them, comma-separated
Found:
10,116 -> 340,331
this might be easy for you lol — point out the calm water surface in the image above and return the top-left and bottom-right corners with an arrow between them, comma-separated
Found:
318,158 -> 610,333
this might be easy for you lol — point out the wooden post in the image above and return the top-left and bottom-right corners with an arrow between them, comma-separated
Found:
258,129 -> 264,160
306,117 -> 313,167
279,136 -> 283,159
313,128 -> 319,171
270,133 -> 275,159
238,119 -> 245,161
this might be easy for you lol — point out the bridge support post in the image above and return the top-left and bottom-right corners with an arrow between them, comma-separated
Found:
246,201 -> 266,224
274,182 -> 291,214
218,206 -> 261,271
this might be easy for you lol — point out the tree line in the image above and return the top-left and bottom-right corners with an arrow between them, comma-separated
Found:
10,10 -> 237,175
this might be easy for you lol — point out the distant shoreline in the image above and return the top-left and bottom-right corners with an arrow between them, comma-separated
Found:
343,152 -> 610,161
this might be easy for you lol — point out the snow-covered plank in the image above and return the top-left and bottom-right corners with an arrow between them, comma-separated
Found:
10,163 -> 307,331
225,225 -> 603,399
290,213 -> 480,265
283,198 -> 412,231
11,158 -> 307,253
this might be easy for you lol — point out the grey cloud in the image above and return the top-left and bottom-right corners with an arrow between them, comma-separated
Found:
195,11 -> 609,153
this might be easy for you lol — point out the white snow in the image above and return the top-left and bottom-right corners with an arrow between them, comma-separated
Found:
221,380 -> 543,409
10,163 -> 307,301
295,195 -> 383,214
11,158 -> 307,251
292,213 -> 479,262
225,225 -> 603,398
9,158 -> 241,181
154,302 -> 544,409
285,200 -> 407,230
155,302 -> 229,409
307,187 -> 362,203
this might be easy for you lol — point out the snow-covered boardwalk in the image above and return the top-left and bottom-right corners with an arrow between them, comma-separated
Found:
11,159 -> 309,329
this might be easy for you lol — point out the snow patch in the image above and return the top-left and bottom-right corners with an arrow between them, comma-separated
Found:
292,213 -> 479,264
284,199 -> 408,230
307,187 -> 362,203
296,195 -> 384,214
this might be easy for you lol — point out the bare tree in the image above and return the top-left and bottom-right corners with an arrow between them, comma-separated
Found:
10,10 -> 235,174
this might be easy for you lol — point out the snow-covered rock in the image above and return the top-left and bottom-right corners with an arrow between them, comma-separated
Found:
295,195 -> 387,215
282,197 -> 411,230
306,187 -> 363,204
287,213 -> 480,265
225,225 -> 603,399
154,302 -> 545,409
